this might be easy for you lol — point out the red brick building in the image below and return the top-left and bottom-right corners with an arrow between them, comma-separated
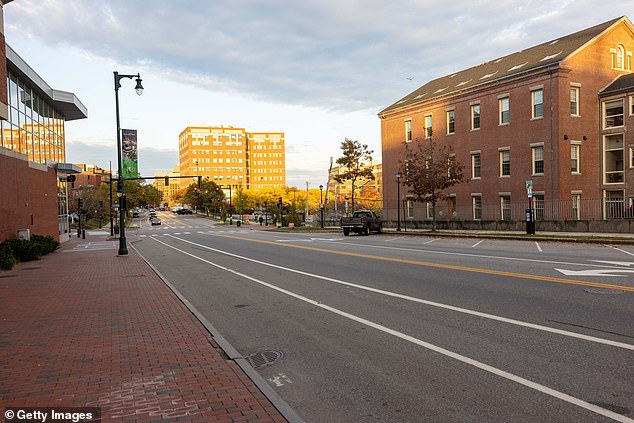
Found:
380,16 -> 634,231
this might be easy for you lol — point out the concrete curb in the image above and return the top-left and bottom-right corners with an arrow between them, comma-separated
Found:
130,242 -> 306,423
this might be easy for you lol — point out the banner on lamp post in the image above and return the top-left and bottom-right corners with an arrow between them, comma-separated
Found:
121,129 -> 139,178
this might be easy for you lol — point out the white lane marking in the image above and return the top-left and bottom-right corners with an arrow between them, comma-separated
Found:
609,246 -> 634,257
554,268 -> 634,277
535,242 -> 543,253
593,260 -> 634,267
423,238 -> 440,245
183,232 -> 191,235
472,240 -> 484,248
152,237 -> 634,423
164,235 -> 634,351
385,236 -> 406,242
329,240 -> 627,270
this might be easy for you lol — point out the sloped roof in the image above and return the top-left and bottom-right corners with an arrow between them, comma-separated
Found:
600,72 -> 634,95
380,16 -> 625,115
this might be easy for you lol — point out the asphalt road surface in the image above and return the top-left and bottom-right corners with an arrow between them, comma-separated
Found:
132,212 -> 634,423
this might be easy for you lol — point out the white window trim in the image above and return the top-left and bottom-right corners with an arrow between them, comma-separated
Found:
571,142 -> 581,175
629,145 -> 634,169
405,119 -> 413,143
630,95 -> 634,116
499,148 -> 510,177
471,194 -> 482,220
570,85 -> 581,117
531,88 -> 544,120
532,145 -> 545,176
603,98 -> 625,129
446,110 -> 455,135
471,152 -> 481,180
498,96 -> 510,125
470,104 -> 481,131
603,134 -> 625,185
424,114 -> 432,139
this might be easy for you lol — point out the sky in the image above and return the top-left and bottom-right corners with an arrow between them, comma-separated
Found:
4,0 -> 634,188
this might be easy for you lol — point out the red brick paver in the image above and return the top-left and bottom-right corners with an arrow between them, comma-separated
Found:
0,232 -> 288,422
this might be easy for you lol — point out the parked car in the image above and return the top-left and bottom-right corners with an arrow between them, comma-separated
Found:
340,210 -> 382,236
150,216 -> 161,226
176,208 -> 193,215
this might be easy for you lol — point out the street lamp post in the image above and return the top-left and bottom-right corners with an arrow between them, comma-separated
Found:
395,172 -> 402,231
319,184 -> 324,228
114,71 -> 143,255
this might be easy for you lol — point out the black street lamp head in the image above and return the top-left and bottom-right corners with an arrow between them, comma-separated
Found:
134,77 -> 144,96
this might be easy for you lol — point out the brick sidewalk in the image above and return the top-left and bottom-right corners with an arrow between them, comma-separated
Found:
0,232 -> 288,422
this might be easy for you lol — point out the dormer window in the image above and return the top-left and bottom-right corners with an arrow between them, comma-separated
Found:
616,45 -> 624,69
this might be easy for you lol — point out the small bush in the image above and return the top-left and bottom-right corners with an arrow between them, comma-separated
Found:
0,242 -> 17,270
31,234 -> 59,255
5,239 -> 41,262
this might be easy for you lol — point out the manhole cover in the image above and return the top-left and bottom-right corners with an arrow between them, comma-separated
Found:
584,288 -> 625,295
245,350 -> 284,369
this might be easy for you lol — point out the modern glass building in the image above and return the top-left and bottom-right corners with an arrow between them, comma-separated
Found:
1,44 -> 87,241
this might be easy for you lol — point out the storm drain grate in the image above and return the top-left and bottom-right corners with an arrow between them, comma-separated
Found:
245,350 -> 284,369
584,288 -> 625,295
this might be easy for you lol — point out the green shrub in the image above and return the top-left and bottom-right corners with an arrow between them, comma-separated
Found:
31,234 -> 59,254
5,239 -> 41,262
0,242 -> 17,270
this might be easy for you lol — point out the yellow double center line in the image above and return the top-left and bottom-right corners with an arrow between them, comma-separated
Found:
209,233 -> 634,293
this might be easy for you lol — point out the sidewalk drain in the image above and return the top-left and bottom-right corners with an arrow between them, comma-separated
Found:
245,350 -> 284,369
584,288 -> 625,295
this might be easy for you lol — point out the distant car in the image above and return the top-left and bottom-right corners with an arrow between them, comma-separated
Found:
176,208 -> 193,215
132,211 -> 139,218
150,216 -> 161,226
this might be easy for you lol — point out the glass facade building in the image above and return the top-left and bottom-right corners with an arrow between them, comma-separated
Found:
3,68 -> 66,163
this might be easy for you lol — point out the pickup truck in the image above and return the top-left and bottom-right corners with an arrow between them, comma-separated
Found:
340,210 -> 383,236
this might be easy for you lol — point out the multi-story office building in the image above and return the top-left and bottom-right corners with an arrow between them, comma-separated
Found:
0,13 -> 87,243
154,165 -> 181,207
178,126 -> 285,190
379,16 -> 634,229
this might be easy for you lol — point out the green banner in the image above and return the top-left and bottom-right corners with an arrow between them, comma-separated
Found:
121,129 -> 138,178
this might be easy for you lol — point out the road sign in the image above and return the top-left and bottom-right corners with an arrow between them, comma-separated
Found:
525,180 -> 533,190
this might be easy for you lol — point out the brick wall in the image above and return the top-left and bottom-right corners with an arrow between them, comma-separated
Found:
0,149 -> 59,242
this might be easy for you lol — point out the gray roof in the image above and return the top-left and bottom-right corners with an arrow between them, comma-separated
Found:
380,16 -> 626,115
600,73 -> 634,96
6,44 -> 88,121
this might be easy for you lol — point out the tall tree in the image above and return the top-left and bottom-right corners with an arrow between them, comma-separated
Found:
400,133 -> 465,230
333,138 -> 375,213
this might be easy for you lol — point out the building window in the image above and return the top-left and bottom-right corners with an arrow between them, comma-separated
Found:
448,197 -> 456,219
471,153 -> 481,179
533,194 -> 545,220
499,96 -> 510,124
531,89 -> 543,119
570,87 -> 580,116
604,99 -> 624,128
532,146 -> 544,175
471,104 -> 480,130
604,134 -> 624,183
472,196 -> 482,220
405,120 -> 412,143
614,45 -> 625,70
571,144 -> 580,174
500,195 -> 511,221
630,95 -> 634,115
426,202 -> 433,219
572,193 -> 581,220
500,149 -> 510,176
424,115 -> 432,138
630,146 -> 634,168
446,110 -> 455,134
406,200 -> 414,218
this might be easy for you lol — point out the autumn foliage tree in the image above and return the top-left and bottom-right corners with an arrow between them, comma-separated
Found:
400,132 -> 465,230
333,138 -> 375,213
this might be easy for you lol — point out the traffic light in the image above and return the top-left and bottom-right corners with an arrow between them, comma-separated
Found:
77,198 -> 83,210
164,176 -> 169,186
278,197 -> 283,207
99,200 -> 103,208
197,176 -> 202,189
